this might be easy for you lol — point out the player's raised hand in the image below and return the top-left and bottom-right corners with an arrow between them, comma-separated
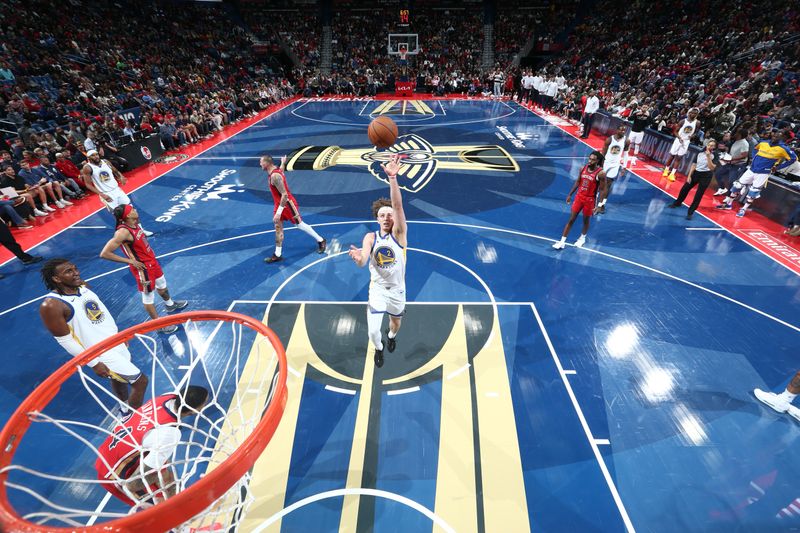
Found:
280,155 -> 287,168
381,153 -> 402,178
348,244 -> 362,263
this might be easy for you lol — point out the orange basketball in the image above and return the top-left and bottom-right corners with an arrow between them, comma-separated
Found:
368,116 -> 398,149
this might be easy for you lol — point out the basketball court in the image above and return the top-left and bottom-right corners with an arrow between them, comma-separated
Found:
0,97 -> 798,532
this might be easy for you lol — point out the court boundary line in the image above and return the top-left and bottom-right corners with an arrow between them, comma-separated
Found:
291,99 -> 517,127
529,301 -> 635,532
3,220 -> 798,334
517,102 -> 800,276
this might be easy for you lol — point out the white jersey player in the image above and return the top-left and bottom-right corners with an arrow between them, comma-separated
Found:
81,149 -> 153,236
662,108 -> 699,181
597,124 -> 630,213
39,259 -> 148,410
348,154 -> 407,368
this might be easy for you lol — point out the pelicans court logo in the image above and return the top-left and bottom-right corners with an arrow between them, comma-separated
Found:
285,133 -> 519,193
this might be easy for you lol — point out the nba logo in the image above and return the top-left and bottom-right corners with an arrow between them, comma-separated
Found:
141,146 -> 152,160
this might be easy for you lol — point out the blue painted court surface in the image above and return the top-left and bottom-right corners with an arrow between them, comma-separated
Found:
1,99 -> 799,532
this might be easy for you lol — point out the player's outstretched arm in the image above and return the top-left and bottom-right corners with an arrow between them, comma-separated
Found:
100,230 -> 145,270
381,154 -> 407,241
348,232 -> 375,268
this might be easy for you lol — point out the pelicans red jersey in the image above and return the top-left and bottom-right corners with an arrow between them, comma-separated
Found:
95,394 -> 178,505
269,168 -> 301,224
572,164 -> 603,216
576,164 -> 602,198
117,222 -> 163,292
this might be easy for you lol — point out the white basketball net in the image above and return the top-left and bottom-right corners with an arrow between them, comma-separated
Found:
0,317 -> 282,531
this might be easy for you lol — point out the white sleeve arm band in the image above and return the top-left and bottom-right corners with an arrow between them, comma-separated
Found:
55,334 -> 98,367
275,205 -> 284,217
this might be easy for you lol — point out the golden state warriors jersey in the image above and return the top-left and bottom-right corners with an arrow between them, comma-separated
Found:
47,286 -> 121,352
369,231 -> 406,290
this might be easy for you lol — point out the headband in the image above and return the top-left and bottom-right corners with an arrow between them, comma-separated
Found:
122,204 -> 134,218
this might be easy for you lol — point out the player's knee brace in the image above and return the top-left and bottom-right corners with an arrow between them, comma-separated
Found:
745,186 -> 761,204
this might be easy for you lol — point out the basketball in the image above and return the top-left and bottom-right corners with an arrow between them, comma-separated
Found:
368,116 -> 398,149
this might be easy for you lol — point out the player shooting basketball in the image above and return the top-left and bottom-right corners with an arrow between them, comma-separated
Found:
348,154 -> 406,368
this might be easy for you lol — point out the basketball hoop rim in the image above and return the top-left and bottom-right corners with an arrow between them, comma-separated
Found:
0,310 -> 289,533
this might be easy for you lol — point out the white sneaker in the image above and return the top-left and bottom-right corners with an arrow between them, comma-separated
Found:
33,209 -> 47,217
61,199 -> 73,206
713,188 -> 728,196
574,235 -> 586,248
43,205 -> 56,212
754,389 -> 790,413
142,229 -> 154,237
788,405 -> 800,423
552,240 -> 566,250
55,200 -> 65,208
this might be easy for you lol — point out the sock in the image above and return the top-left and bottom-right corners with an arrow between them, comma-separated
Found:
275,245 -> 282,257
578,233 -> 586,239
296,221 -> 323,242
367,309 -> 384,350
634,145 -> 639,155
780,390 -> 797,403
559,236 -> 566,243
164,298 -> 175,306
599,198 -> 607,207
388,329 -> 397,339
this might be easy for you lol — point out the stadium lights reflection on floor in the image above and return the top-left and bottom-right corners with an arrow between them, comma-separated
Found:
605,323 -> 639,359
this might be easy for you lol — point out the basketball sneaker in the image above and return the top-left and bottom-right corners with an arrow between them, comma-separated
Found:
574,235 -> 586,248
597,205 -> 606,214
165,300 -> 189,313
264,254 -> 283,264
317,239 -> 327,254
386,329 -> 396,353
754,388 -> 791,413
713,188 -> 728,196
662,167 -> 670,177
552,240 -> 566,250
43,205 -> 56,212
788,405 -> 800,423
374,348 -> 384,368
61,199 -> 73,206
736,208 -> 747,218
668,170 -> 676,182
159,324 -> 179,334
142,230 -> 154,237
715,203 -> 733,210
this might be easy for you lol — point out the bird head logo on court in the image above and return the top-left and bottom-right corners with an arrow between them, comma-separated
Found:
284,133 -> 518,194
84,300 -> 104,324
374,246 -> 396,268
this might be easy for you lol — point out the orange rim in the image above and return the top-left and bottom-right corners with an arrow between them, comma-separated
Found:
0,310 -> 288,532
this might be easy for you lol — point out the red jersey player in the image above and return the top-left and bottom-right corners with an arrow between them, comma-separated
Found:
552,151 -> 608,249
100,205 -> 188,333
95,386 -> 208,506
260,155 -> 326,263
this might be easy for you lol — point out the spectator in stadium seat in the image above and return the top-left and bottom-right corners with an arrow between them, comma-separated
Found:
54,153 -> 84,188
0,166 -> 48,217
39,157 -> 83,199
18,160 -> 71,209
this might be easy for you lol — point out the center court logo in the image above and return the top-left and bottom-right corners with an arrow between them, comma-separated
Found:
285,133 -> 519,193
84,300 -> 104,323
155,169 -> 242,222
